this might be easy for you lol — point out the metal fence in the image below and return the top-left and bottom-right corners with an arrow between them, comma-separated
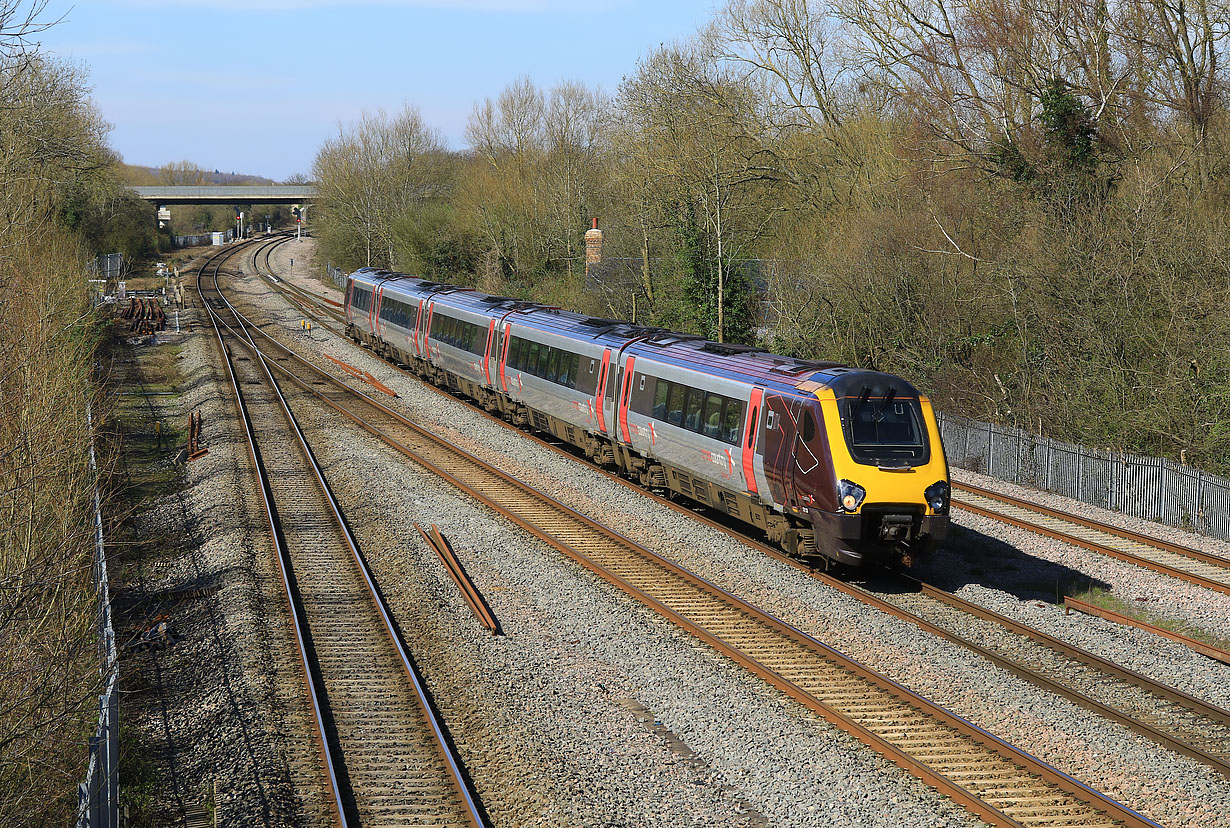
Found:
173,229 -> 234,248
76,400 -> 119,828
326,263 -> 346,289
937,411 -> 1230,541
88,253 -> 124,282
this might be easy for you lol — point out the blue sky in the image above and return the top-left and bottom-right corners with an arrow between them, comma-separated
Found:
36,1 -> 719,180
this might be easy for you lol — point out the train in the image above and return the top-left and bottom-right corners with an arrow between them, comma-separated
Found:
343,267 -> 950,568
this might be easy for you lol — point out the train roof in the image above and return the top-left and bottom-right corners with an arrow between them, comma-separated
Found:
348,269 -> 920,398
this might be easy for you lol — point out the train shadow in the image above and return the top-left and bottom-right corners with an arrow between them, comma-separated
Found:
908,523 -> 1112,604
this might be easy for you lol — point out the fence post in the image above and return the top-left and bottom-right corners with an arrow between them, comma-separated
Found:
1196,470 -> 1206,533
1077,450 -> 1084,502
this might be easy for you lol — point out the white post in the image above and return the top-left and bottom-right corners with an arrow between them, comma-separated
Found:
175,310 -> 180,333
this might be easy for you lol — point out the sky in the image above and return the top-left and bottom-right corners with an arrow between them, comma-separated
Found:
34,0 -> 720,181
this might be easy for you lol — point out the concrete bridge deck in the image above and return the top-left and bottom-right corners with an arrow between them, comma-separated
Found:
128,185 -> 316,206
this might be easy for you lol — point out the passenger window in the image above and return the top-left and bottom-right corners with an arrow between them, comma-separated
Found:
543,348 -> 558,382
536,344 -> 550,377
722,399 -> 744,445
702,394 -> 723,438
666,383 -> 685,426
568,354 -> 580,388
746,405 -> 758,447
526,341 -> 540,373
684,388 -> 705,432
653,380 -> 669,419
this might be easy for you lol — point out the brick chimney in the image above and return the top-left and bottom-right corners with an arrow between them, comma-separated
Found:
584,218 -> 603,276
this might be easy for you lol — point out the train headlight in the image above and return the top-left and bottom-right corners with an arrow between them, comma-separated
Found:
838,479 -> 866,512
925,481 -> 950,514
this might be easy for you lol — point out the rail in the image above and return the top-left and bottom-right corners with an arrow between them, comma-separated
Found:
1064,596 -> 1230,665
214,275 -> 1162,828
199,238 -> 486,826
250,270 -> 1230,780
414,523 -> 501,635
938,410 -> 1230,543
953,483 -> 1230,596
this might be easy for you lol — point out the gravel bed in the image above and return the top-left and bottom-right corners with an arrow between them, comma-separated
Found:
952,467 -> 1230,563
913,515 -> 1230,707
116,281 -> 326,827
283,375 -> 979,828
231,247 -> 1230,827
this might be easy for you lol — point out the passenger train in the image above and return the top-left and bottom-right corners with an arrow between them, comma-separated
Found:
344,268 -> 950,567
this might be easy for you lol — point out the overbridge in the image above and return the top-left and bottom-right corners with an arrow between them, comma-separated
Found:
128,185 -> 317,206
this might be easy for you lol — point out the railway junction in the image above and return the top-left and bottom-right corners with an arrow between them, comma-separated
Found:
106,233 -> 1230,828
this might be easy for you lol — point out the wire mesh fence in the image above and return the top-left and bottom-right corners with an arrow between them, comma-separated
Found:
326,263 -> 346,289
76,401 -> 118,828
937,411 -> 1230,542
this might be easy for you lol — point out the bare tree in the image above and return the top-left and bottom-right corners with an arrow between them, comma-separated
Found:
313,105 -> 445,268
158,159 -> 207,186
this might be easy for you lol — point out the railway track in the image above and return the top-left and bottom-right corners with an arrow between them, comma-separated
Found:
197,239 -> 486,828
242,256 -> 1230,777
952,482 -> 1230,596
853,572 -> 1230,776
216,258 -> 1164,828
252,234 -> 348,332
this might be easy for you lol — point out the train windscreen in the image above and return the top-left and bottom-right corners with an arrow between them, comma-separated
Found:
840,388 -> 928,466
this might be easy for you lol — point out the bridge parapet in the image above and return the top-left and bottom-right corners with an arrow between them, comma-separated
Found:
128,185 -> 317,205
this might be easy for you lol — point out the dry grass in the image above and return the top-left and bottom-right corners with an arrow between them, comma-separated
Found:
1069,586 -> 1230,653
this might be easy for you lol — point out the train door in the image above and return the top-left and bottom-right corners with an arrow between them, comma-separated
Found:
762,395 -> 831,510
481,318 -> 497,386
594,348 -> 612,434
423,301 -> 436,358
617,355 -> 637,444
412,299 -> 425,356
498,322 -> 513,392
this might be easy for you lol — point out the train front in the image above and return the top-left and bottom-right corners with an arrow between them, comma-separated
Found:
811,372 -> 949,567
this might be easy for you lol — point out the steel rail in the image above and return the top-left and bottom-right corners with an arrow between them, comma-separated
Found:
194,239 -> 348,827
215,283 -> 1162,828
1064,596 -> 1230,665
432,384 -> 1230,777
414,523 -> 501,635
953,481 -> 1230,570
249,259 -> 1230,792
952,488 -> 1230,596
257,267 -> 1230,774
251,238 -> 347,327
200,247 -> 487,828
